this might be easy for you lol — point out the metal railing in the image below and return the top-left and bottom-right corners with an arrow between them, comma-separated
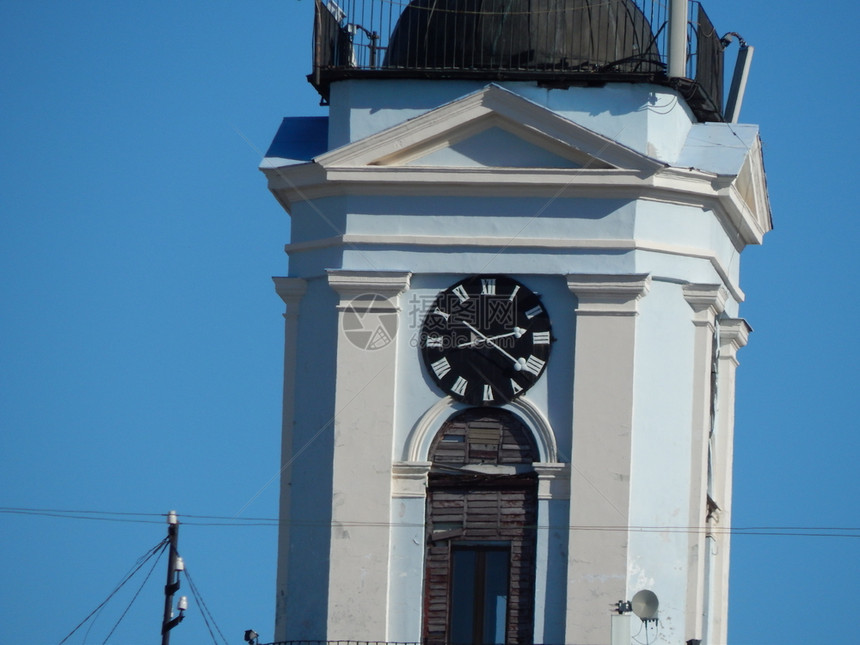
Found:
266,642 -> 421,645
686,1 -> 723,118
309,0 -> 725,120
266,642 -> 582,645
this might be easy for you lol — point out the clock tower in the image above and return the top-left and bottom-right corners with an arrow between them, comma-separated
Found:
261,1 -> 770,643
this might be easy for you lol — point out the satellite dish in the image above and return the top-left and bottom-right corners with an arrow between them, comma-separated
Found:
631,589 -> 659,620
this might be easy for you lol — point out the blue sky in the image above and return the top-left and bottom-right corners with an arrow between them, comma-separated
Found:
1,1 -> 858,644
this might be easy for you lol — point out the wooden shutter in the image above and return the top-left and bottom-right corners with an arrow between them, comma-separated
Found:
423,409 -> 539,644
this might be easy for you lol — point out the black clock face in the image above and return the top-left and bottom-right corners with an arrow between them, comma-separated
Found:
421,275 -> 552,405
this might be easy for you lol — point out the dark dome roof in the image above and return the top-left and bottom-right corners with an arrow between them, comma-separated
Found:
385,0 -> 662,74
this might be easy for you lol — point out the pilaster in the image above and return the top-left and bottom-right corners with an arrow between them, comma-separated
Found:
707,317 -> 750,645
682,283 -> 727,641
272,277 -> 308,642
564,273 -> 651,644
325,269 -> 411,640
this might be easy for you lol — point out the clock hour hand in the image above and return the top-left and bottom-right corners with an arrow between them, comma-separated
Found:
486,327 -> 526,342
456,327 -> 526,348
461,322 -> 526,370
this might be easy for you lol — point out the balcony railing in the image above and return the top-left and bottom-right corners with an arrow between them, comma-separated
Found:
685,1 -> 723,120
309,0 -> 725,121
265,642 -> 420,645
266,642 -> 583,645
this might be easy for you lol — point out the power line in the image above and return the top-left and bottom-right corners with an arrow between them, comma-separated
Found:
0,506 -> 165,524
185,566 -> 230,645
58,538 -> 169,645
101,540 -> 166,644
4,506 -> 860,538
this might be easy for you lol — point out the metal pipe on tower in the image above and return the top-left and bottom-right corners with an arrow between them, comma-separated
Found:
668,0 -> 689,78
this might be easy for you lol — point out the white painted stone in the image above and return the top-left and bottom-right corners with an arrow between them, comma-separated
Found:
265,73 -> 770,643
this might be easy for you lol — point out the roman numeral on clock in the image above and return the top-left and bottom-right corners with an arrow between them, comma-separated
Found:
522,355 -> 545,376
533,331 -> 550,345
431,357 -> 451,379
425,335 -> 443,348
422,277 -> 553,404
433,307 -> 450,321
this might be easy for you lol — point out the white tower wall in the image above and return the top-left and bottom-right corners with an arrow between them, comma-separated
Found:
263,76 -> 770,644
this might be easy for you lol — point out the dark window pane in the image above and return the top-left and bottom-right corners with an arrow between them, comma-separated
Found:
450,546 -> 510,645
482,549 -> 509,644
451,549 -> 478,643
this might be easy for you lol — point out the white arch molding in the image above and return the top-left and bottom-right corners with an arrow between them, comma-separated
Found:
393,396 -> 570,500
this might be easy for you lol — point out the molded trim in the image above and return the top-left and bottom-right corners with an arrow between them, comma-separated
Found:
565,273 -> 652,315
327,269 -> 412,312
316,84 -> 664,173
287,236 -> 743,302
403,396 -> 559,464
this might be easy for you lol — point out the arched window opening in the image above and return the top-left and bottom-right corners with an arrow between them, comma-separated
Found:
423,408 -> 538,645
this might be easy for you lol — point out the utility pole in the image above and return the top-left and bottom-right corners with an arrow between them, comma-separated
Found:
161,510 -> 186,645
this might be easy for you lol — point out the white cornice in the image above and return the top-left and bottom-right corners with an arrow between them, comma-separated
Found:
327,270 -> 412,312
718,318 -> 752,364
286,235 -> 744,302
262,85 -> 771,248
566,273 -> 652,316
327,269 -> 412,293
273,276 -> 308,304
265,163 -> 765,248
683,283 -> 729,326
272,277 -> 308,319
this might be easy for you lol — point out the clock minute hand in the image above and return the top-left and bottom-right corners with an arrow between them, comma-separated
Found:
456,328 -> 519,348
461,321 -> 522,368
456,329 -> 484,349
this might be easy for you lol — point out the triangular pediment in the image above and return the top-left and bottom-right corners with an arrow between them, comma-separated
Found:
731,136 -> 773,237
315,84 -> 664,175
403,120 -> 594,169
